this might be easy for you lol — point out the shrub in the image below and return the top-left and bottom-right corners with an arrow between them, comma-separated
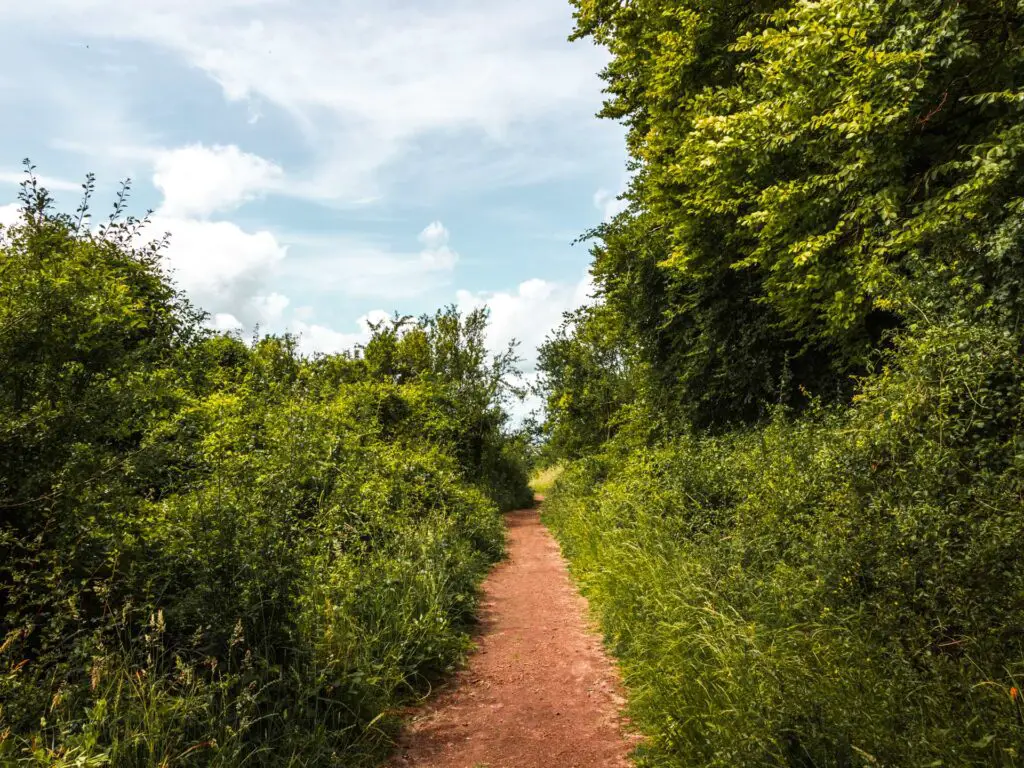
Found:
0,176 -> 528,766
545,321 -> 1024,767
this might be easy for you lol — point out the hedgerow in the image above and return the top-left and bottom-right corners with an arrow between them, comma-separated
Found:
545,321 -> 1024,765
0,174 -> 531,766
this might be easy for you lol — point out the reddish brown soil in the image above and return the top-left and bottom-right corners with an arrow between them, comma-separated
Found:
389,506 -> 635,768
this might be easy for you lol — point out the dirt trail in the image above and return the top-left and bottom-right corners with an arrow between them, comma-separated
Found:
389,505 -> 634,768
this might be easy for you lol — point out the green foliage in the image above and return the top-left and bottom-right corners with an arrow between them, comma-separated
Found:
361,308 -> 534,511
528,464 -> 564,498
0,170 -> 530,766
546,321 -> 1024,765
539,0 -> 1024,764
560,0 -> 1024,428
537,304 -> 634,456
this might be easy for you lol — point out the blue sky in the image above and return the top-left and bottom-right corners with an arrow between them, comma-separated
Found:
0,0 -> 627,400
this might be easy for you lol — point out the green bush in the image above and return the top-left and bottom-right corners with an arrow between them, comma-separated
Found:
545,321 -> 1024,767
0,177 -> 528,766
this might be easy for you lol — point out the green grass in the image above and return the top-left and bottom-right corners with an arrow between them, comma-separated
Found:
529,464 -> 564,498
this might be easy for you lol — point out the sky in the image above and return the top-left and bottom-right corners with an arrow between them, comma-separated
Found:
0,0 -> 628,416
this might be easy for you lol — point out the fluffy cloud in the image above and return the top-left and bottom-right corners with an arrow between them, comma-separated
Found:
0,151 -> 291,332
144,144 -> 289,328
206,294 -> 393,360
154,144 -> 283,218
152,212 -> 463,340
594,183 -> 630,222
455,272 -> 594,424
456,271 -> 595,372
418,221 -> 458,270
211,313 -> 243,332
0,203 -> 22,230
419,221 -> 449,249
288,309 -> 391,357
151,215 -> 287,325
251,292 -> 290,325
139,136 -> 466,332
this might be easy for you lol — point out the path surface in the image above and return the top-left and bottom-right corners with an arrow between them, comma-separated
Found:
389,506 -> 634,768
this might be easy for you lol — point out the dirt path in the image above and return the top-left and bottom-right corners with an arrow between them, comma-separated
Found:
389,506 -> 634,768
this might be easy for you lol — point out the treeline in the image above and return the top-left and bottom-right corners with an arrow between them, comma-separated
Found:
0,175 -> 532,765
539,0 -> 1024,765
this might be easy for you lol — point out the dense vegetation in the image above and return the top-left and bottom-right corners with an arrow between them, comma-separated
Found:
0,174 -> 532,766
539,0 -> 1024,765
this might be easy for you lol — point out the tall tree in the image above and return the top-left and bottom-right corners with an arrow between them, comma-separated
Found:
566,0 -> 1024,431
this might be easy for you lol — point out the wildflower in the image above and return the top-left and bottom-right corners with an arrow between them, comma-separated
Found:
1012,686 -> 1019,702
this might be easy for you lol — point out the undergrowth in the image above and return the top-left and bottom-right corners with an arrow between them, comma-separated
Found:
545,322 -> 1024,767
529,464 -> 564,498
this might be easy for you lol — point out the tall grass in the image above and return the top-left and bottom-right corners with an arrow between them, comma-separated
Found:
1,383 -> 507,767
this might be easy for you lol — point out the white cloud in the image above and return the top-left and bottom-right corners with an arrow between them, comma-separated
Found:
0,202 -> 22,229
455,272 -> 594,425
0,1 -> 624,413
279,222 -> 461,301
0,170 -> 81,193
245,268 -> 595,390
251,291 -> 289,325
594,185 -> 629,222
288,320 -> 362,357
456,271 -> 595,373
419,221 -> 449,249
143,141 -> 466,334
166,3 -> 602,141
151,215 -> 287,325
154,144 -> 282,218
211,312 -> 243,332
284,247 -> 454,300
206,293 -> 392,359
288,309 -> 390,357
139,145 -> 292,330
418,220 -> 458,270
143,166 -> 463,327
153,212 -> 462,343
0,0 -> 614,201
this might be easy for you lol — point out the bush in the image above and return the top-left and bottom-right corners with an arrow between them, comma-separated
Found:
539,0 -> 1024,763
545,321 -> 1024,767
0,177 -> 528,766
